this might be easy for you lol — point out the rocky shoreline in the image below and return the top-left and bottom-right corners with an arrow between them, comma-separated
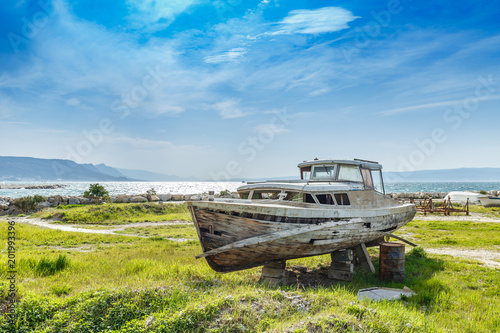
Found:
1,190 -> 498,216
0,184 -> 66,189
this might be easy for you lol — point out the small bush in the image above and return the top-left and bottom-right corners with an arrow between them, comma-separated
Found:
51,285 -> 72,296
480,190 -> 488,195
408,246 -> 427,258
13,195 -> 46,212
147,187 -> 157,195
83,183 -> 110,200
31,254 -> 70,276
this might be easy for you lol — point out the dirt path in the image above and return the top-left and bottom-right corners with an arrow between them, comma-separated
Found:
2,217 -> 499,269
426,248 -> 500,269
2,216 -> 192,241
415,212 -> 500,223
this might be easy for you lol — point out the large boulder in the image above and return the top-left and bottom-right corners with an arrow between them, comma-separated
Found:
0,200 -> 9,210
68,197 -> 81,205
38,202 -> 51,209
158,194 -> 172,202
79,197 -> 90,204
147,194 -> 160,202
171,194 -> 184,201
48,195 -> 62,204
113,195 -> 130,203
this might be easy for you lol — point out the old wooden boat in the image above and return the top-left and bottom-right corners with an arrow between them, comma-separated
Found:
186,159 -> 416,273
478,195 -> 500,207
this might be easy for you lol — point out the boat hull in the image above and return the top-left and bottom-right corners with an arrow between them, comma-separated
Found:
479,196 -> 500,207
187,201 -> 416,272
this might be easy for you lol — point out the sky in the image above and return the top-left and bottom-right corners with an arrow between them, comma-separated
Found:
0,0 -> 499,180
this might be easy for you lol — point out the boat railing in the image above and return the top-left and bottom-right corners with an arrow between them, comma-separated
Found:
245,179 -> 364,185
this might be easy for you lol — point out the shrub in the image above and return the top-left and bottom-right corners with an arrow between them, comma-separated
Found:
83,183 -> 110,200
147,187 -> 157,196
50,285 -> 72,297
480,190 -> 488,195
13,195 -> 47,212
31,254 -> 70,276
408,246 -> 427,258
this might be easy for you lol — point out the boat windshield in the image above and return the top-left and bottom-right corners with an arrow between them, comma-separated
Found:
337,165 -> 363,182
372,170 -> 385,194
312,165 -> 336,179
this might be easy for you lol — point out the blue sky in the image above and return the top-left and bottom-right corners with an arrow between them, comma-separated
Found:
0,0 -> 499,179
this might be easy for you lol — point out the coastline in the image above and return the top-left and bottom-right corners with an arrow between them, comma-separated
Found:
1,188 -> 498,216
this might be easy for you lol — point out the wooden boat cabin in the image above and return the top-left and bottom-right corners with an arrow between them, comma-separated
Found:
238,159 -> 386,207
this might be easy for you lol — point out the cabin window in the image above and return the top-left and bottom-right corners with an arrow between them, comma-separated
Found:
338,165 -> 363,182
315,194 -> 335,205
301,167 -> 312,180
284,192 -> 302,202
240,192 -> 249,199
260,191 -> 280,199
251,192 -> 262,199
372,170 -> 385,194
312,165 -> 336,179
304,193 -> 316,203
361,168 -> 374,188
334,193 -> 351,206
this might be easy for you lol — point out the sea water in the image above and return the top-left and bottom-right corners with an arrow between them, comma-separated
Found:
1,181 -> 500,198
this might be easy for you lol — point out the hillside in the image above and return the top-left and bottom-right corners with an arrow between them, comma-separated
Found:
384,168 -> 500,182
0,156 -> 197,182
0,156 -> 131,181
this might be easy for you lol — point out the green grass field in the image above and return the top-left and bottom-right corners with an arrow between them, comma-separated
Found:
34,202 -> 192,225
397,219 -> 500,249
0,203 -> 499,332
114,224 -> 198,239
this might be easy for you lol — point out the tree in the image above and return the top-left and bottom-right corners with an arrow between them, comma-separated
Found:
83,183 -> 110,200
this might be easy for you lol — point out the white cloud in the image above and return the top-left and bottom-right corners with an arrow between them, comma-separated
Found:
66,98 -> 80,106
126,0 -> 201,31
379,95 -> 500,116
212,99 -> 246,119
273,7 -> 359,35
0,121 -> 30,126
254,123 -> 289,134
107,136 -> 203,151
204,48 -> 247,64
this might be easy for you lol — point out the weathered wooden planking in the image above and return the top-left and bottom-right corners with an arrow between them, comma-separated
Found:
207,232 -> 380,269
189,199 -> 416,221
352,243 -> 375,273
328,270 -> 353,281
186,191 -> 416,272
196,219 -> 357,259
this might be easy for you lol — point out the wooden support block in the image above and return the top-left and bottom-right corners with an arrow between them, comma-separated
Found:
330,249 -> 354,262
259,261 -> 286,285
328,269 -> 353,281
352,243 -> 375,273
261,267 -> 286,278
330,262 -> 354,272
259,277 -> 283,285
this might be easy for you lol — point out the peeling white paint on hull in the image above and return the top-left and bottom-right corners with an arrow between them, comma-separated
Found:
187,201 -> 416,272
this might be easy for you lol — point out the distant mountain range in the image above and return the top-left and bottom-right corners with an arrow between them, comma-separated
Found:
0,156 -> 196,182
384,168 -> 500,182
1,156 -> 499,182
237,168 -> 500,183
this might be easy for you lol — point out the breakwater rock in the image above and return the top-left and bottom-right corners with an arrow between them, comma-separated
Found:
1,190 -> 498,216
0,184 -> 66,190
388,190 -> 500,200
0,191 -> 240,216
